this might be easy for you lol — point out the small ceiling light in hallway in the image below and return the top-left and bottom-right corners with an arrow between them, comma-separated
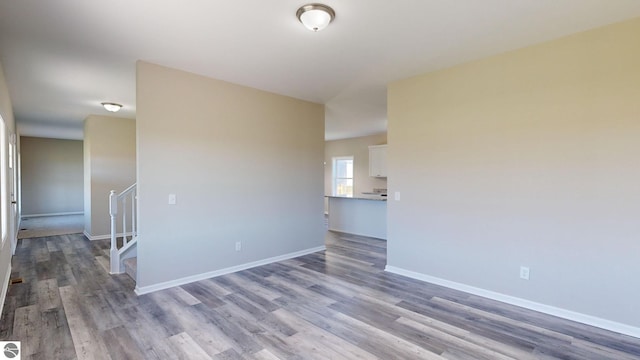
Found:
296,3 -> 335,32
101,102 -> 122,112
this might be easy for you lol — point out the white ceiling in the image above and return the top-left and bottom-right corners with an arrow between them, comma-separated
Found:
1,1 -> 640,141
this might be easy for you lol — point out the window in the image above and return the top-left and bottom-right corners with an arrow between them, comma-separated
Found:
332,156 -> 353,197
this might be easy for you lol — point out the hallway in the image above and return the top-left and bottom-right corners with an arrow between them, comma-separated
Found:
17,214 -> 84,239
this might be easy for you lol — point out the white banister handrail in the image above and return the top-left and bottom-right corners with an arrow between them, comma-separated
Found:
110,183 -> 137,274
109,190 -> 118,273
119,183 -> 137,196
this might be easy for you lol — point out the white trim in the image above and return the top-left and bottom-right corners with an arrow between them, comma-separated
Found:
385,265 -> 640,339
0,263 -> 11,321
21,211 -> 83,218
135,245 -> 326,295
118,236 -> 137,255
83,231 -> 133,241
332,155 -> 354,197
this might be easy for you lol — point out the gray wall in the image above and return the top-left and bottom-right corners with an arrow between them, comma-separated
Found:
387,17 -> 640,330
20,137 -> 83,216
83,115 -> 136,238
136,61 -> 325,291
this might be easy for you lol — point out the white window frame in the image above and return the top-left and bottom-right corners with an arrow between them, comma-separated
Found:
332,156 -> 354,197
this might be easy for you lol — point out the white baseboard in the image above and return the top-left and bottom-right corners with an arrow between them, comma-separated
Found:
385,265 -> 640,339
84,231 -> 133,241
135,245 -> 326,295
0,263 -> 11,322
22,211 -> 83,218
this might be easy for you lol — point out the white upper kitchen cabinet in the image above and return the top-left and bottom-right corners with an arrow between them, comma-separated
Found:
368,144 -> 387,178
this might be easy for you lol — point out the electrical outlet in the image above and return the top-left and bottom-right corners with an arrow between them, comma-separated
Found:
168,193 -> 177,205
520,266 -> 530,280
394,191 -> 401,201
235,241 -> 242,252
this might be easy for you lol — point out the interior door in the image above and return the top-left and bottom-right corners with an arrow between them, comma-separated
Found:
9,134 -> 17,254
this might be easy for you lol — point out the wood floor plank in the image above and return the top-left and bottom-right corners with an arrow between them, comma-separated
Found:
195,302 -> 264,355
168,331 -> 214,360
81,290 -> 123,331
135,293 -> 185,336
120,304 -> 182,356
143,340 -> 181,360
148,290 -> 233,356
224,273 -> 282,302
102,325 -> 147,360
331,311 -> 447,360
95,255 -> 111,274
46,239 -> 61,252
265,274 -> 336,308
12,305 -> 41,356
273,308 -> 376,360
396,298 -> 543,353
38,307 -> 76,360
353,293 -> 469,338
181,281 -> 227,308
294,265 -> 404,305
275,296 -> 422,360
0,296 -> 16,338
395,316 -> 522,360
58,240 -> 76,255
250,332 -> 305,360
33,241 -> 51,263
352,292 -> 538,360
58,286 -> 111,360
167,286 -> 202,306
249,348 -> 282,360
215,277 -> 280,312
215,348 -> 246,360
217,298 -> 296,339
35,278 -> 61,311
570,338 -> 640,360
431,296 -> 575,342
428,297 -> 576,352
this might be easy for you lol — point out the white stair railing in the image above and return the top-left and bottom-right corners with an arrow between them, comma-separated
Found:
109,183 -> 137,274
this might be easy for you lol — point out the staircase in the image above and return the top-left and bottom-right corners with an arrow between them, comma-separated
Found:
109,183 -> 138,280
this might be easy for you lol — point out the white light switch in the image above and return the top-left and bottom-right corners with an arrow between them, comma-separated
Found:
394,191 -> 401,201
168,194 -> 177,205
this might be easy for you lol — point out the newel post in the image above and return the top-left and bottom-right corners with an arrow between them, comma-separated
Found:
109,190 -> 119,273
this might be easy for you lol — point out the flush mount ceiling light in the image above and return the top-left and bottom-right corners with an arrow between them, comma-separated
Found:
296,3 -> 335,32
101,102 -> 122,112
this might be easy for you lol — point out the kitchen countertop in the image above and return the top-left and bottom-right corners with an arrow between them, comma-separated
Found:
325,195 -> 387,201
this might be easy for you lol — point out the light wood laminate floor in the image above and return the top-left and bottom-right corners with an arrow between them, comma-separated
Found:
18,215 -> 84,239
1,232 -> 639,359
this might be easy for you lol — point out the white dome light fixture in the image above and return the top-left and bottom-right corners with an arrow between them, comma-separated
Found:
296,3 -> 335,32
101,102 -> 122,112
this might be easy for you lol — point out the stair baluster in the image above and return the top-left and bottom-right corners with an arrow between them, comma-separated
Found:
109,183 -> 138,275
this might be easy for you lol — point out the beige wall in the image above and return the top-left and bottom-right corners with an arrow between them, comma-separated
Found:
136,61 -> 325,291
83,115 -> 136,238
324,133 -> 387,196
387,17 -> 640,331
0,61 -> 17,317
20,137 -> 83,216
